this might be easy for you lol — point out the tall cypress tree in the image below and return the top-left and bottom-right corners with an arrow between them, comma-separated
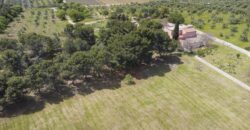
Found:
172,22 -> 179,40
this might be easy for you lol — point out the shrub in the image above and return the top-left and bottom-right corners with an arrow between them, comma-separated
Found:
231,27 -> 238,32
240,34 -> 248,42
236,54 -> 241,59
197,49 -> 206,57
245,46 -> 250,51
123,74 -> 135,85
222,23 -> 228,29
197,47 -> 216,57
210,23 -> 216,29
229,17 -> 240,24
56,9 -> 66,20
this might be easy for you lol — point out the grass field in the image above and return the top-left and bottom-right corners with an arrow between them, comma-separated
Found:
0,56 -> 249,130
182,11 -> 250,48
30,0 -> 58,8
0,8 -> 68,39
66,0 -> 152,5
201,42 -> 250,85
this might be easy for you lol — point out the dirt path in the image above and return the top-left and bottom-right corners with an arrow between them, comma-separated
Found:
84,19 -> 105,25
197,30 -> 250,58
65,16 -> 75,25
195,56 -> 250,91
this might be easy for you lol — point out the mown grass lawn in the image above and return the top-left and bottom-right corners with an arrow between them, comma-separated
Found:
182,11 -> 250,48
0,56 -> 249,130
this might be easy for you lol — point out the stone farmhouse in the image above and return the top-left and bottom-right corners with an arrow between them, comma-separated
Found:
163,23 -> 197,40
163,23 -> 208,51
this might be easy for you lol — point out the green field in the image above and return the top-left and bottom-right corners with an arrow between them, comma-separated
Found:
66,0 -> 152,5
0,8 -> 68,39
0,56 -> 249,130
182,11 -> 250,48
201,42 -> 250,85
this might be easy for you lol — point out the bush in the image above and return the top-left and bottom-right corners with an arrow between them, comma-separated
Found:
245,46 -> 250,51
231,27 -> 238,32
240,34 -> 248,42
168,12 -> 185,24
229,17 -> 240,24
220,33 -> 224,37
236,54 -> 241,59
56,0 -> 63,3
197,49 -> 206,57
222,23 -> 228,29
123,74 -> 135,85
196,44 -> 218,57
210,23 -> 216,29
56,9 -> 66,20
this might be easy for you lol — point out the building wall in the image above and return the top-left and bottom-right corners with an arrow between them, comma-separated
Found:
182,31 -> 197,39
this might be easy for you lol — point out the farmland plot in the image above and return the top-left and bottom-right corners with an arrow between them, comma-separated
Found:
0,56 -> 249,130
4,0 -> 22,5
67,0 -> 101,5
99,0 -> 151,4
29,0 -> 58,8
0,8 -> 68,39
66,0 -> 152,5
201,43 -> 250,86
182,11 -> 250,49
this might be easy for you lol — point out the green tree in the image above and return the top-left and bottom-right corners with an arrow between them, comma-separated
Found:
0,50 -> 24,75
73,25 -> 96,46
66,9 -> 84,22
172,22 -> 179,40
19,33 -> 59,59
64,24 -> 74,37
64,52 -> 94,78
26,60 -> 62,93
0,38 -> 18,51
56,9 -> 66,20
5,76 -> 28,104
56,0 -> 63,3
107,33 -> 152,69
63,38 -> 90,54
0,16 -> 7,33
168,13 -> 185,24
159,7 -> 169,18
140,20 -> 163,30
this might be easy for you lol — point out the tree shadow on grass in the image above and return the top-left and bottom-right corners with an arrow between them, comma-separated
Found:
0,96 -> 45,118
0,85 -> 75,117
130,54 -> 183,80
0,54 -> 183,117
76,73 -> 123,96
39,84 -> 75,104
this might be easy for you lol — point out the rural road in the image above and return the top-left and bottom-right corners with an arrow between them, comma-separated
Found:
65,16 -> 76,25
195,56 -> 250,91
85,20 -> 105,25
197,30 -> 250,58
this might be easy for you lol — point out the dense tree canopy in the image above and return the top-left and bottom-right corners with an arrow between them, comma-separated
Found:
168,13 -> 185,24
57,3 -> 90,22
0,5 -> 22,33
0,5 -> 177,111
